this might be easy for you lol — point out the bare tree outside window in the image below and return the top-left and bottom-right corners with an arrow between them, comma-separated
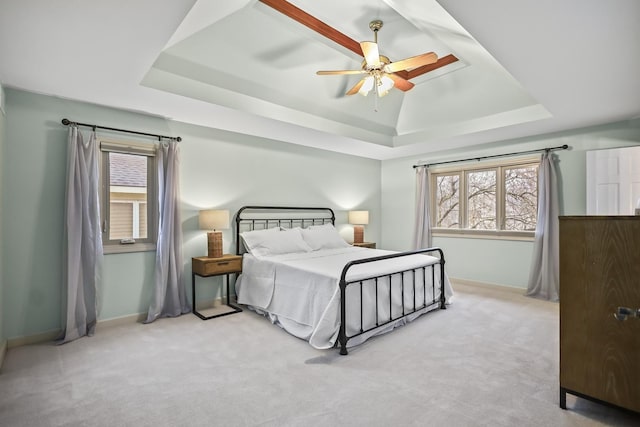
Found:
436,174 -> 459,228
504,166 -> 538,230
431,159 -> 539,236
467,170 -> 497,229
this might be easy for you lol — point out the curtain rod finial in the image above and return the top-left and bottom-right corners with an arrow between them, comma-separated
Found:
176,137 -> 182,142
61,118 -> 71,126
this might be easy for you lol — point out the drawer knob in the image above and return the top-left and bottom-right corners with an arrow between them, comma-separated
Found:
614,306 -> 640,321
217,261 -> 229,266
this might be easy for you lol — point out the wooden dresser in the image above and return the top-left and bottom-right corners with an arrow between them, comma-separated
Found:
559,216 -> 640,413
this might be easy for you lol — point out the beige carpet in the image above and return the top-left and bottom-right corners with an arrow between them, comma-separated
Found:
0,282 -> 638,427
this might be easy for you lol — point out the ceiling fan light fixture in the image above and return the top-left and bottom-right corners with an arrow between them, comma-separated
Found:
315,19 -> 439,99
377,75 -> 394,97
358,76 -> 375,96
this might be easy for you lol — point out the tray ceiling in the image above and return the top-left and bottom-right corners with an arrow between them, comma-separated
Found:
0,0 -> 638,159
142,0 -> 550,151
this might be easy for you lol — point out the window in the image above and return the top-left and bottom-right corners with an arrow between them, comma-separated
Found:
467,169 -> 497,230
100,140 -> 157,253
435,174 -> 460,228
431,158 -> 539,238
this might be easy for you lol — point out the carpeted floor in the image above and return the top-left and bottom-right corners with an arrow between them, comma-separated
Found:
0,282 -> 638,427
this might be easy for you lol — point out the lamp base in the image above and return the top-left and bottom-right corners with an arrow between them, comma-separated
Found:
207,231 -> 223,258
353,225 -> 364,244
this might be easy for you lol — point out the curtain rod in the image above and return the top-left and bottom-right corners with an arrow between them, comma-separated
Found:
61,118 -> 181,142
412,144 -> 569,169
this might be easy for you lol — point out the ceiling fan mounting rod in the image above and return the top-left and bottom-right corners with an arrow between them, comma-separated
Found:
369,20 -> 383,43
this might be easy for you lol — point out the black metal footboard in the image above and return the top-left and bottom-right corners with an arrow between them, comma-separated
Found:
337,247 -> 446,355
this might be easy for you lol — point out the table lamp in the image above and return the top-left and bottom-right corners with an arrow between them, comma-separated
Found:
199,209 -> 230,258
348,210 -> 369,244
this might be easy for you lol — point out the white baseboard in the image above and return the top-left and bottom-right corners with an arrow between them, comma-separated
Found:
6,297 -> 237,350
8,330 -> 61,349
7,312 -> 148,349
450,277 -> 526,294
97,312 -> 148,329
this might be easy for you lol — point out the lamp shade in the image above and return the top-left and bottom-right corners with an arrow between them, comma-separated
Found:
199,209 -> 230,230
348,210 -> 369,225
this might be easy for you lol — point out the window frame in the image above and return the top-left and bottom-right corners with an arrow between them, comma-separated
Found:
429,156 -> 540,241
99,138 -> 158,254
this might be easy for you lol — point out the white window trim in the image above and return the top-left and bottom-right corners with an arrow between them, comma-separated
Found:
429,155 -> 540,241
100,138 -> 158,254
431,229 -> 536,242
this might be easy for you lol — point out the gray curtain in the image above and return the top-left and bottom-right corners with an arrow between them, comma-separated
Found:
526,151 -> 560,301
413,166 -> 432,249
60,126 -> 103,343
145,141 -> 190,322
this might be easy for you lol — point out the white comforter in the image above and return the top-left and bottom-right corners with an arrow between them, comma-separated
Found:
236,247 -> 453,349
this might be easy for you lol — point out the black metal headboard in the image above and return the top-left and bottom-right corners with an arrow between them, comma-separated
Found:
235,206 -> 336,254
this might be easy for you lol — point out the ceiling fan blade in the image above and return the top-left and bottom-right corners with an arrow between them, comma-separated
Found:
384,52 -> 438,73
387,73 -> 415,92
360,41 -> 381,68
316,70 -> 366,75
345,78 -> 367,96
259,0 -> 362,56
261,1 -> 460,82
404,53 -> 458,80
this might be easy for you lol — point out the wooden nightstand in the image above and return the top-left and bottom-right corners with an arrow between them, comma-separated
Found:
353,242 -> 376,249
191,254 -> 243,320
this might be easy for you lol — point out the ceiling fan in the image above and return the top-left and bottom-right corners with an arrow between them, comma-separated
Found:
316,20 -> 438,97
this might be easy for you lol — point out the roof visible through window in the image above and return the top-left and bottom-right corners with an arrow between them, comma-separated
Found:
109,152 -> 147,187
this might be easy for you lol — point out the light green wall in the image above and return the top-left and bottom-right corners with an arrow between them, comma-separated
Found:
0,83 -> 5,351
3,84 -> 639,340
1,88 -> 380,339
381,119 -> 640,288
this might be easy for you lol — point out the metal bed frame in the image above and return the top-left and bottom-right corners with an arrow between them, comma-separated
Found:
235,206 -> 335,254
337,247 -> 446,355
235,206 -> 446,355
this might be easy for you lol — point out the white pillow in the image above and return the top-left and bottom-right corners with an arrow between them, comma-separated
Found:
240,227 -> 280,255
241,227 -> 312,257
301,223 -> 350,250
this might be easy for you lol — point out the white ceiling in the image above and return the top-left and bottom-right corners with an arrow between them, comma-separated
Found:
1,0 -> 638,160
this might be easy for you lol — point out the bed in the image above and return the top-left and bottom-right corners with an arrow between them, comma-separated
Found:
234,206 -> 453,355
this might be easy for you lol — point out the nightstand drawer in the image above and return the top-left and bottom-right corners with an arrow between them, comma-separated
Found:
192,255 -> 242,276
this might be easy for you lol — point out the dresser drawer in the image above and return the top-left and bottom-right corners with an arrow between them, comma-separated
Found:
192,255 -> 242,276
